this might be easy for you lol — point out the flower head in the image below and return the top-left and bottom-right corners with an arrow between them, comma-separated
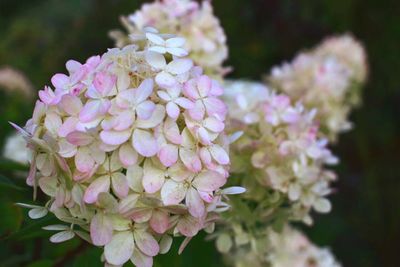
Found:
109,0 -> 228,79
267,34 -> 368,141
15,30 -> 235,267
211,80 -> 338,262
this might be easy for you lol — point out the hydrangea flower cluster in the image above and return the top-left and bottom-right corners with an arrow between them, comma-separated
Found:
209,80 -> 338,264
223,80 -> 337,223
265,226 -> 341,267
109,0 -> 228,79
15,29 -> 237,267
267,34 -> 367,141
220,225 -> 341,267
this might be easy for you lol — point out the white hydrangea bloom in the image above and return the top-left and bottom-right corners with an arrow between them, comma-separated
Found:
109,0 -> 228,79
267,34 -> 367,141
12,29 -> 244,267
210,80 -> 338,264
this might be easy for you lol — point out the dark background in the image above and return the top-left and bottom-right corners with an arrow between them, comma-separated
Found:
0,0 -> 399,266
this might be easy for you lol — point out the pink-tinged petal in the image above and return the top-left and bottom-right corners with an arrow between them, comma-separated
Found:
128,207 -> 152,223
209,145 -> 230,165
131,248 -> 153,267
282,108 -> 300,123
58,117 -> 78,138
179,148 -> 202,173
66,59 -> 82,73
100,130 -> 131,146
111,173 -> 129,199
26,157 -> 36,186
70,67 -> 87,85
203,117 -> 225,132
166,59 -> 193,75
136,78 -> 154,103
137,101 -> 156,120
183,80 -> 200,99
145,51 -> 166,69
177,216 -> 200,237
198,190 -> 214,203
90,212 -> 113,246
66,131 -> 93,146
134,230 -> 160,257
149,210 -> 169,234
135,105 -> 165,129
60,94 -> 82,116
85,84 -> 101,99
79,100 -> 103,123
164,118 -> 182,144
274,95 -> 290,109
58,139 -> 77,158
132,129 -> 158,157
158,144 -> 178,167
175,97 -> 194,109
75,147 -> 95,173
210,80 -> 224,96
199,147 -> 212,166
167,162 -> 192,182
113,110 -> 135,131
75,118 -> 102,132
51,73 -> 69,89
101,116 -> 116,131
156,71 -> 176,88
119,143 -> 138,167
204,97 -> 227,119
44,113 -> 62,135
166,47 -> 188,57
157,90 -> 172,101
197,75 -> 211,97
192,171 -> 226,192
39,86 -> 60,105
142,160 -> 165,194
166,102 -> 180,119
186,188 -> 205,218
104,231 -> 134,266
161,179 -> 187,205
197,127 -> 211,145
116,89 -> 133,109
93,72 -> 116,96
188,100 -> 205,120
85,55 -> 101,70
83,175 -> 110,204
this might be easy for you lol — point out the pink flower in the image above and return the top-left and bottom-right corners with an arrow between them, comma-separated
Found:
157,85 -> 194,120
183,75 -> 227,120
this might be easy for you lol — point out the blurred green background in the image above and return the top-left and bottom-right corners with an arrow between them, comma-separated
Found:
0,0 -> 399,266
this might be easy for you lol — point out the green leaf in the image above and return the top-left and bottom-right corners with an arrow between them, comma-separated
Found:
0,174 -> 26,191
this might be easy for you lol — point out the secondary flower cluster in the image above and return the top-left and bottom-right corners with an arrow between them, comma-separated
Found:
109,0 -> 228,79
224,80 -> 337,224
17,29 -> 235,267
267,34 -> 367,141
219,225 -> 341,267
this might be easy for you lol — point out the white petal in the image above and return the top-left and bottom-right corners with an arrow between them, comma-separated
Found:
49,231 -> 75,243
145,51 -> 166,69
104,231 -> 135,266
161,179 -> 187,205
